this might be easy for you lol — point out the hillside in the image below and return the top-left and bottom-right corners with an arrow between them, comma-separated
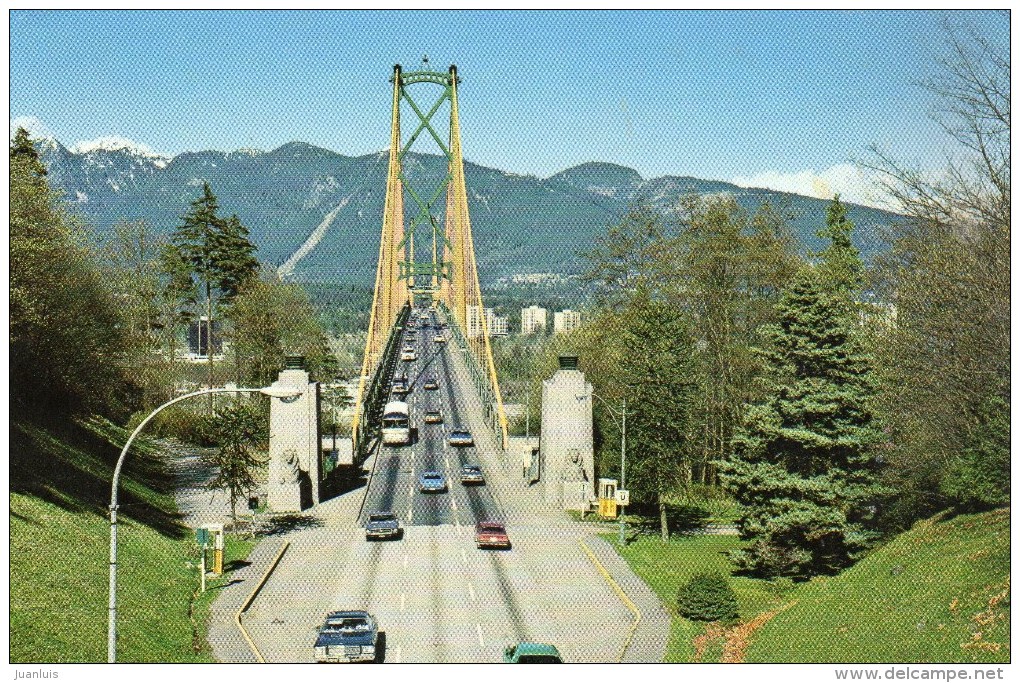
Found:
10,417 -> 220,662
37,139 -> 904,285
615,508 -> 1009,663
747,508 -> 1010,663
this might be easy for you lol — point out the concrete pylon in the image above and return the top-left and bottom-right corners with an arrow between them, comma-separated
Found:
539,356 -> 594,510
267,357 -> 321,512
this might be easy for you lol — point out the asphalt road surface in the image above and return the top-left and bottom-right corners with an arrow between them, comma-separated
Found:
242,308 -> 640,663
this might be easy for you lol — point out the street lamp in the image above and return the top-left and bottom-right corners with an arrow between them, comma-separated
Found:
590,393 -> 627,546
107,385 -> 302,663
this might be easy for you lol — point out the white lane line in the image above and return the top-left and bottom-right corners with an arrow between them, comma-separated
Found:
468,582 -> 476,601
394,645 -> 402,663
451,497 -> 458,511
476,624 -> 485,647
410,465 -> 415,478
407,507 -> 413,523
400,593 -> 406,612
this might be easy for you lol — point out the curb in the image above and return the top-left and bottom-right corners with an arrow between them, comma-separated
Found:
578,537 -> 641,662
235,541 -> 290,663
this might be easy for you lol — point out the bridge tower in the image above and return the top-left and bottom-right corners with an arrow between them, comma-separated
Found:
352,63 -> 509,450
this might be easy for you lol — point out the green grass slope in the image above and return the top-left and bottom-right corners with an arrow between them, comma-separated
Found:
10,417 -> 248,663
614,508 -> 1009,663
747,508 -> 1010,663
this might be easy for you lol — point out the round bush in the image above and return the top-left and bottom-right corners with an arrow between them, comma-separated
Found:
677,572 -> 739,622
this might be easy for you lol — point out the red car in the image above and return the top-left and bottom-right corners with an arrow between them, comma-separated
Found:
475,521 -> 511,549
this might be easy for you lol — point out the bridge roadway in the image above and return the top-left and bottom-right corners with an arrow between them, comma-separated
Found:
239,309 -> 638,663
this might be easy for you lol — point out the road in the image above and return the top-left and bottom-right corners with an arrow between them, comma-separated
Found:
238,308 -> 654,663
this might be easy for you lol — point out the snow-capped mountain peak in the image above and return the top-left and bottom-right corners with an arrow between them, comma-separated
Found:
69,135 -> 172,168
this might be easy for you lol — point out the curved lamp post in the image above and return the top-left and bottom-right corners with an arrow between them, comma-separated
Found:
108,385 -> 302,663
590,393 -> 627,546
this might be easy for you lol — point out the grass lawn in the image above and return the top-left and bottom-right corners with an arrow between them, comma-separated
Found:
10,417 -> 255,662
611,508 -> 1009,663
610,534 -> 790,662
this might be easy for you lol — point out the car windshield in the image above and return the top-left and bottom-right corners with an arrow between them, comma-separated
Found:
480,524 -> 503,532
325,618 -> 369,632
464,466 -> 480,472
424,473 -> 441,480
369,514 -> 395,522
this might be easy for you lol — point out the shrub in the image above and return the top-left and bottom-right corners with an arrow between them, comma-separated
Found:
676,571 -> 739,623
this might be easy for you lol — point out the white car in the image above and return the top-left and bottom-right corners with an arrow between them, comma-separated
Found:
433,334 -> 446,344
401,347 -> 417,362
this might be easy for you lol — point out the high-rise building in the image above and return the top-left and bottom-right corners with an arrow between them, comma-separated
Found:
521,305 -> 548,334
467,305 -> 507,338
553,309 -> 582,334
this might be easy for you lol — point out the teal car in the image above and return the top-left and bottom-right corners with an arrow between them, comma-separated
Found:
503,643 -> 563,663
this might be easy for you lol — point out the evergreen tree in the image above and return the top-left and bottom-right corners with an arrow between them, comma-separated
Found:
719,269 -> 884,578
815,195 -> 864,300
203,401 -> 267,526
168,184 -> 259,398
10,127 -> 46,176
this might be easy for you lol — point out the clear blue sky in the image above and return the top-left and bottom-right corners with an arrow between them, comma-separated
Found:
9,9 -> 1008,204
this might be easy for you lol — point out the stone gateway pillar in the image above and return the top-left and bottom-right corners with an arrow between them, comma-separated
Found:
539,356 -> 595,509
267,357 -> 321,512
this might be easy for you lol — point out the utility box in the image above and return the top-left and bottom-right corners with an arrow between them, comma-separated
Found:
207,523 -> 224,575
598,478 -> 618,519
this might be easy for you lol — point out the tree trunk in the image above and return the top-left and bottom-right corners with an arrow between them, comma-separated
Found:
206,284 -> 214,413
659,492 -> 669,541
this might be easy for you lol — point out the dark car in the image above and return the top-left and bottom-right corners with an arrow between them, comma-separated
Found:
423,375 -> 439,390
448,429 -> 474,447
419,471 -> 448,493
503,643 -> 562,663
314,610 -> 379,663
460,464 -> 485,485
475,521 -> 510,549
364,511 -> 402,541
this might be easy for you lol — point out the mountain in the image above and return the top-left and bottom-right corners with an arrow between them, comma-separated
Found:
36,140 -> 904,285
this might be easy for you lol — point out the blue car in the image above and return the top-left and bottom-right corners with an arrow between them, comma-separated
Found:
418,470 -> 447,493
314,610 -> 379,663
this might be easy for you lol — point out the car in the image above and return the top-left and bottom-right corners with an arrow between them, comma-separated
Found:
401,347 -> 417,362
503,642 -> 562,663
423,375 -> 439,390
475,521 -> 511,549
364,511 -> 402,541
448,429 -> 474,447
433,333 -> 446,344
392,378 -> 410,395
418,470 -> 447,493
314,610 -> 380,663
460,464 -> 485,485
423,408 -> 443,424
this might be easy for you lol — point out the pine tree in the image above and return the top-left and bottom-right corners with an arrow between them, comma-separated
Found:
718,268 -> 884,578
10,127 -> 46,176
815,195 -> 864,300
168,184 -> 259,399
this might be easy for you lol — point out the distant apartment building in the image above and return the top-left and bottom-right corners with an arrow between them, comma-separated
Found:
467,305 -> 508,338
553,309 -> 582,334
521,305 -> 548,334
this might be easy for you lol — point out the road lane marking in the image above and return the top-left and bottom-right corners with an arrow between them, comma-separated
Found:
407,507 -> 413,523
403,553 -> 409,569
468,582 -> 476,601
451,497 -> 458,511
476,624 -> 485,647
579,538 -> 641,662
394,645 -> 402,663
400,593 -> 406,612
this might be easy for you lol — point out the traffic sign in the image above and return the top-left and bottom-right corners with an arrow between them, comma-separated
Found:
615,489 -> 630,506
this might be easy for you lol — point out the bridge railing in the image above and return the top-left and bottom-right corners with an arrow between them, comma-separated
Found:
438,302 -> 505,452
354,303 -> 411,463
